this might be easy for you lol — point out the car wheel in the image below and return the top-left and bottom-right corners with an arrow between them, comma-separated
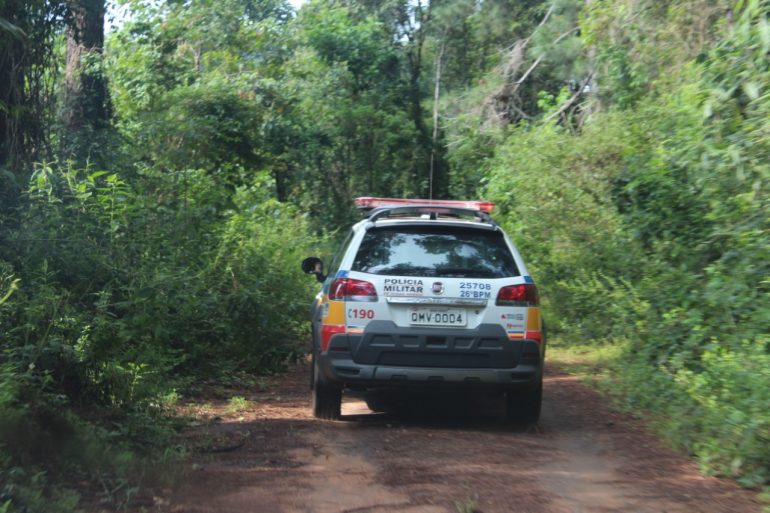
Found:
364,390 -> 389,413
312,356 -> 342,420
505,379 -> 542,425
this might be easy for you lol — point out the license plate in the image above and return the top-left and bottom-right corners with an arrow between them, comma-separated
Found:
409,308 -> 466,327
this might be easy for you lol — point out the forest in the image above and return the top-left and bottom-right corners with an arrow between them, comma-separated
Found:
0,0 -> 768,510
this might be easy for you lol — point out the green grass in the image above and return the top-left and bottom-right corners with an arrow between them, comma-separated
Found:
225,396 -> 252,415
548,338 -> 626,390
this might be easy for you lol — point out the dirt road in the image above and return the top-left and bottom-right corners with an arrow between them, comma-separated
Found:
153,363 -> 761,513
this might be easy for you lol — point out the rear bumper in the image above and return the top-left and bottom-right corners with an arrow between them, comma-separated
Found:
318,321 -> 543,389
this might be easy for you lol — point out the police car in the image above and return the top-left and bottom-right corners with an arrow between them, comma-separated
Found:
301,197 -> 544,422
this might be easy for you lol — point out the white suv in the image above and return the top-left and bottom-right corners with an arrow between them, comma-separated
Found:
301,198 -> 544,422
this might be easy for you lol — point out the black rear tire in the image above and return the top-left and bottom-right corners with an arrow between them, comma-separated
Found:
505,379 -> 542,425
364,390 -> 390,413
312,357 -> 342,420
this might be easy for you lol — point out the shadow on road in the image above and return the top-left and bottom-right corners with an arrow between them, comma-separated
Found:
338,388 -> 537,433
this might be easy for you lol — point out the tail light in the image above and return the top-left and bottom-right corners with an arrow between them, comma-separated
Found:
329,278 -> 378,302
496,284 -> 539,306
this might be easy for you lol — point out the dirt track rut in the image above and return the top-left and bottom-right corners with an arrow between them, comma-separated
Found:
152,363 -> 761,513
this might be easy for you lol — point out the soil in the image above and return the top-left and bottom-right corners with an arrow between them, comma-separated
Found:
130,362 -> 762,513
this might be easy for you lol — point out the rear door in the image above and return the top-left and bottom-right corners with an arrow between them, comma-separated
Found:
342,223 -> 542,342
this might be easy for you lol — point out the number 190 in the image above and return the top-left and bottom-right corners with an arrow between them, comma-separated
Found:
348,308 -> 374,319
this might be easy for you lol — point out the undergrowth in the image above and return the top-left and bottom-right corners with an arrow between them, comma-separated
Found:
0,163 -> 322,511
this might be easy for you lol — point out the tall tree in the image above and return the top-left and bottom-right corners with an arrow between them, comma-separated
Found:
0,11 -> 26,170
0,0 -> 65,215
340,0 -> 440,196
63,0 -> 110,132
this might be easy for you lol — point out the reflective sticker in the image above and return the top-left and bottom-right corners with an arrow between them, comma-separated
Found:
321,324 -> 345,351
346,326 -> 365,334
507,332 -> 525,339
525,331 -> 543,344
335,270 -> 350,279
523,276 -> 534,284
526,307 -> 542,331
323,301 -> 346,324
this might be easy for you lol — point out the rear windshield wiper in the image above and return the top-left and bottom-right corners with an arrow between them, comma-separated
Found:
434,267 -> 497,278
370,265 -> 437,277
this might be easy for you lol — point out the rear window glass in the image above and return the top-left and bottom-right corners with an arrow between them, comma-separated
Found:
352,226 -> 519,278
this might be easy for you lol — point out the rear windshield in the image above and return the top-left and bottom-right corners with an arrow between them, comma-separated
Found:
352,226 -> 519,278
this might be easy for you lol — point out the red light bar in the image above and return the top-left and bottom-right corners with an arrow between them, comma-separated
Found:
355,197 -> 495,214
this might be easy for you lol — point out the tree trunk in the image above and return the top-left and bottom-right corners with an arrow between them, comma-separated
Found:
63,0 -> 110,131
0,6 -> 34,170
405,0 -> 433,196
429,39 -> 444,199
0,36 -> 23,168
1,0 -> 65,208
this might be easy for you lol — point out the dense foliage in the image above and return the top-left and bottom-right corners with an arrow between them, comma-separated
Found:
0,0 -> 768,509
481,0 -> 770,487
1,1 -> 322,507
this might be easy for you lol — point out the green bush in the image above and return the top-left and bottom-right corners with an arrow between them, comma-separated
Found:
485,115 -> 646,338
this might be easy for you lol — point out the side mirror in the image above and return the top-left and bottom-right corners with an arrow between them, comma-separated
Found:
301,257 -> 326,283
